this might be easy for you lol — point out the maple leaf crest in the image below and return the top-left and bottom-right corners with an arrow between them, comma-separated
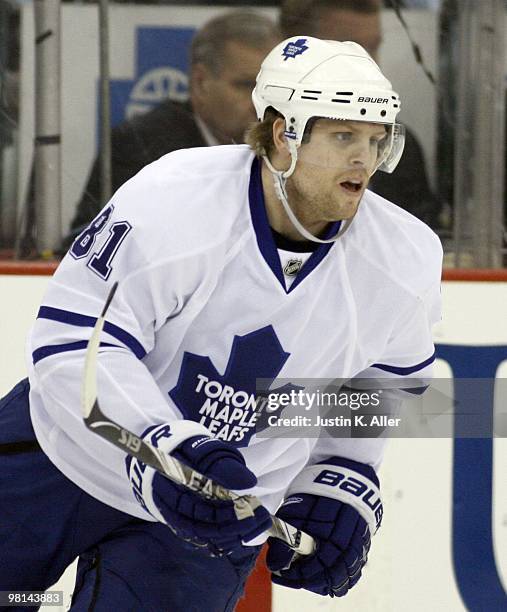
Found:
282,38 -> 309,61
169,326 -> 290,446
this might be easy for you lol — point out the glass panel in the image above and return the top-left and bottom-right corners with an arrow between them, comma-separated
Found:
0,0 -> 20,252
4,1 -> 506,266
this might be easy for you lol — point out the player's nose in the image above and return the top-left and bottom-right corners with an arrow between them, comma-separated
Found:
349,141 -> 372,168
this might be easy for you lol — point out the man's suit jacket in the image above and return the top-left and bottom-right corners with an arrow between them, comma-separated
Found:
70,100 -> 206,234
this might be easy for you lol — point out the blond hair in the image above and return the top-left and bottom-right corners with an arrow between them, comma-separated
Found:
245,109 -> 319,157
244,109 -> 283,157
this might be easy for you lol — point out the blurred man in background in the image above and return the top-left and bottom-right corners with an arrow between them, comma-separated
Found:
69,10 -> 280,239
280,0 -> 442,228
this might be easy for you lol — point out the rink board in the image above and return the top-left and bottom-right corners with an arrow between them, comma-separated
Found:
0,264 -> 506,611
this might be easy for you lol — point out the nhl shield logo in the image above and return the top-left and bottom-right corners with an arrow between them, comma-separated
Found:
283,258 -> 303,276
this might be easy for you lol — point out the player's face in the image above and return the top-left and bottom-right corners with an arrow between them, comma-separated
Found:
192,40 -> 277,144
287,119 -> 388,224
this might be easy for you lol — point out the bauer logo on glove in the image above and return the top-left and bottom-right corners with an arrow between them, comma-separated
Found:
313,467 -> 383,532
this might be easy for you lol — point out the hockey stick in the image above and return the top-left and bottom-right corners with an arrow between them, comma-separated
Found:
81,282 -> 316,556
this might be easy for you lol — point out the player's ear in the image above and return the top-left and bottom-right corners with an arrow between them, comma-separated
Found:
272,118 -> 290,156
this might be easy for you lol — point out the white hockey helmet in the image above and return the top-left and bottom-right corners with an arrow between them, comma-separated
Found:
252,37 -> 405,173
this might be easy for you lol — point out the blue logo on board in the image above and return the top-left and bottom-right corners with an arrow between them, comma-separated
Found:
282,38 -> 309,61
436,344 -> 507,609
103,26 -> 195,133
169,326 -> 290,446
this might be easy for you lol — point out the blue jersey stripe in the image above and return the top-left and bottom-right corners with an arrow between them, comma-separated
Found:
32,340 -> 118,364
248,157 -> 286,288
37,306 -> 147,359
371,351 -> 436,376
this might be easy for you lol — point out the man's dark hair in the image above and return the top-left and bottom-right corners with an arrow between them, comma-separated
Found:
280,0 -> 381,39
191,10 -> 280,75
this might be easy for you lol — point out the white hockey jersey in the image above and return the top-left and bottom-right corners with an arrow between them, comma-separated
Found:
27,145 -> 442,521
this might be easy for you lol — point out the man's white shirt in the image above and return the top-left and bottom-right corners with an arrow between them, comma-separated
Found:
27,145 -> 442,524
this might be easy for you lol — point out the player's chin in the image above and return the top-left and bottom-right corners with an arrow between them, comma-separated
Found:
334,198 -> 360,220
333,189 -> 363,216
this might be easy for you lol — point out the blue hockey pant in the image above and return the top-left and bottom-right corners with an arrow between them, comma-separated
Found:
0,380 -> 260,611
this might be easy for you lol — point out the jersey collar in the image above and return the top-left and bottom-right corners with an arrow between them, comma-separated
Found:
248,157 -> 340,293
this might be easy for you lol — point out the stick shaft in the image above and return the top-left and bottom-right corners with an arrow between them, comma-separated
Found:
81,283 -> 316,555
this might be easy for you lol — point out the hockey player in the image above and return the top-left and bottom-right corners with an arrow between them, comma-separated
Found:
0,38 -> 442,609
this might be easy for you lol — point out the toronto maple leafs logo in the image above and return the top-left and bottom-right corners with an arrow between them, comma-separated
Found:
169,326 -> 290,447
282,38 -> 309,61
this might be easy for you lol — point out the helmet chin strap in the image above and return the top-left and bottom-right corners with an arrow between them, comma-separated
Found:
262,138 -> 354,244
